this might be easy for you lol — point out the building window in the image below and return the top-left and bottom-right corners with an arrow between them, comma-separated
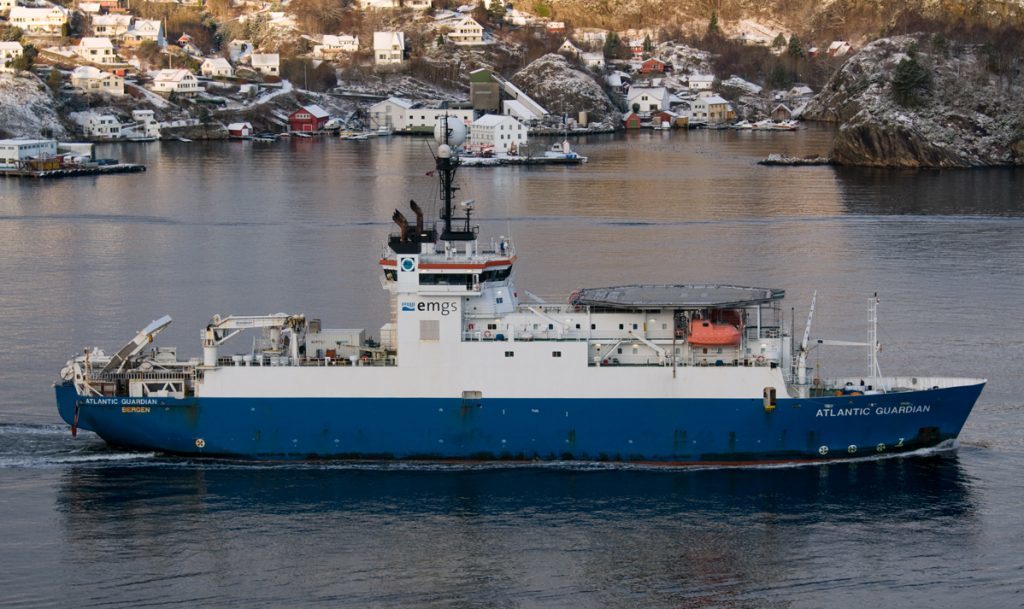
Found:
504,351 -> 514,357
618,323 -> 624,330
420,319 -> 439,341
487,323 -> 497,330
552,351 -> 562,358
575,323 -> 581,329
591,324 -> 596,330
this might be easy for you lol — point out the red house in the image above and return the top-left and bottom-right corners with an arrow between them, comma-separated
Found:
639,58 -> 666,74
622,112 -> 642,130
288,104 -> 330,132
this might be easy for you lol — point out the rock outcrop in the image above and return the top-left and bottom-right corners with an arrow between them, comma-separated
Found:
803,35 -> 1024,167
0,74 -> 69,140
511,54 -> 619,122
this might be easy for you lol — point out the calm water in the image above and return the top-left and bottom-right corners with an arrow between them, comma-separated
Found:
1,129 -> 1023,608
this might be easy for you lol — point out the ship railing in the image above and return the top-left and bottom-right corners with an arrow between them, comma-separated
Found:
815,376 -> 984,393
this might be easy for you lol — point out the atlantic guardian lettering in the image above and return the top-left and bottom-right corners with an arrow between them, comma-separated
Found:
816,404 -> 931,417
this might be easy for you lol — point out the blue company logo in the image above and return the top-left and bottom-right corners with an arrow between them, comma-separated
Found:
400,257 -> 416,272
401,302 -> 416,312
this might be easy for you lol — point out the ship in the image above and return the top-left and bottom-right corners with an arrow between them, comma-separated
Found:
54,119 -> 985,463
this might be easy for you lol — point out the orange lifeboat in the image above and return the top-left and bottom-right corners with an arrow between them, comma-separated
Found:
689,319 -> 742,347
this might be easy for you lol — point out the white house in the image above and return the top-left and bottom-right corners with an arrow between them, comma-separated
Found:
76,37 -> 118,65
0,139 -> 58,168
0,41 -> 22,73
313,34 -> 359,58
687,74 -> 715,90
368,97 -> 474,133
787,84 -> 813,100
150,69 -> 201,96
373,31 -> 405,65
70,66 -> 124,96
558,39 -> 582,58
78,2 -> 102,14
469,114 -> 525,154
359,0 -> 398,8
91,14 -> 133,38
200,57 -> 233,77
581,52 -> 605,70
627,87 -> 670,113
250,53 -> 280,77
690,94 -> 733,124
9,6 -> 69,35
448,17 -> 484,46
125,19 -> 166,47
84,114 -> 122,139
0,0 -> 16,15
131,109 -> 161,138
827,40 -> 852,58
227,39 -> 253,62
573,28 -> 608,46
405,0 -> 431,8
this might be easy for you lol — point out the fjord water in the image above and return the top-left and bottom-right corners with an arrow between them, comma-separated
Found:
1,129 -> 1022,608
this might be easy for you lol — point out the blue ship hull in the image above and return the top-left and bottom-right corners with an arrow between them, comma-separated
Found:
54,381 -> 984,463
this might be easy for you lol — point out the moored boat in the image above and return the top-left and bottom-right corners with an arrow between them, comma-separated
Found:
54,118 -> 984,463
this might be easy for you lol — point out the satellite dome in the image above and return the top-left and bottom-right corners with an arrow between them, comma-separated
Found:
434,116 -> 467,147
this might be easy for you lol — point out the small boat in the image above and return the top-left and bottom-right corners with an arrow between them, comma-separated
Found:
128,135 -> 158,142
543,139 -> 588,162
341,132 -> 370,141
175,137 -> 193,142
253,132 -> 278,142
377,126 -> 393,136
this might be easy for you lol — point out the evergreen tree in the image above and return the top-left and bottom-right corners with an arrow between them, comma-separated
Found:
642,34 -> 653,54
604,31 -> 622,59
706,11 -> 722,39
787,35 -> 804,60
891,57 -> 932,106
771,32 -> 786,49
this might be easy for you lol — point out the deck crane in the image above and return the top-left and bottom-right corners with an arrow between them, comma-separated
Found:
202,313 -> 306,366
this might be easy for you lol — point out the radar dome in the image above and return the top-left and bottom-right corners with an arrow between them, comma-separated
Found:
434,116 -> 467,147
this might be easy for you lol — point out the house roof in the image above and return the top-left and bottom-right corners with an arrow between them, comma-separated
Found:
227,122 -> 252,130
152,69 -> 194,82
79,37 -> 113,49
202,57 -> 231,69
0,42 -> 22,51
251,53 -> 279,66
627,87 -> 668,101
772,103 -> 792,113
377,96 -> 415,110
473,114 -> 516,127
373,31 -> 404,49
298,104 -> 329,119
701,95 -> 729,104
688,73 -> 715,82
502,99 -> 540,121
72,66 -> 104,78
92,14 -> 132,26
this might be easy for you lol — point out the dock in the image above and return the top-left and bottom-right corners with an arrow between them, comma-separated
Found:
457,155 -> 587,167
0,164 -> 147,179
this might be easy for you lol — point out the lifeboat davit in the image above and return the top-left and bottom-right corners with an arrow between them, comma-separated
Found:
689,319 -> 742,347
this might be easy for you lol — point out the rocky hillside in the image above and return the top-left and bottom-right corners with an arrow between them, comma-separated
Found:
511,54 -> 619,122
546,0 -> 1024,42
0,75 -> 69,140
803,35 -> 1024,167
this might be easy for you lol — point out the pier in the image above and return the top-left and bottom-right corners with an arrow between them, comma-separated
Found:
0,164 -> 147,179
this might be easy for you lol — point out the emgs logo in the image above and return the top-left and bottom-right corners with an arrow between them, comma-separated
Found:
402,301 -> 459,316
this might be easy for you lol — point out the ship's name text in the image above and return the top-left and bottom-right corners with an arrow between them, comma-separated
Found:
816,405 -> 930,417
84,398 -> 159,406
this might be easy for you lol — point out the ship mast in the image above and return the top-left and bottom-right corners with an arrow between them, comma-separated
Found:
435,115 -> 475,242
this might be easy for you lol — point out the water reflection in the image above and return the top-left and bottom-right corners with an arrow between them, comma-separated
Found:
52,457 -> 978,607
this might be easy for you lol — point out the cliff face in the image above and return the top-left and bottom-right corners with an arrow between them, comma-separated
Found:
803,35 -> 1024,167
511,54 -> 619,122
0,74 -> 69,140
